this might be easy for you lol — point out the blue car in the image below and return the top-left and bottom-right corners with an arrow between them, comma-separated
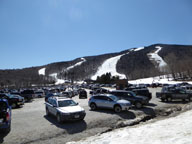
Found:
0,98 -> 11,133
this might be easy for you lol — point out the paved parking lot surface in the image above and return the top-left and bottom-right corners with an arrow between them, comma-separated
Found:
0,88 -> 189,144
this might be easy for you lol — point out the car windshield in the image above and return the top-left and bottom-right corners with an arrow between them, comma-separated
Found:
58,100 -> 77,107
109,95 -> 119,101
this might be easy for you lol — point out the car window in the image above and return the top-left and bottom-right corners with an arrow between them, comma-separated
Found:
58,100 -> 77,107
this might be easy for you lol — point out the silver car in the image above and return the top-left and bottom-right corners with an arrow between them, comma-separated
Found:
88,94 -> 132,113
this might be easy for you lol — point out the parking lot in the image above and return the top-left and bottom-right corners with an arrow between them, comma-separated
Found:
0,88 -> 190,144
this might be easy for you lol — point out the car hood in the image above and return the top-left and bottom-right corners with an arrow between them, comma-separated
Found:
57,105 -> 84,113
117,99 -> 131,104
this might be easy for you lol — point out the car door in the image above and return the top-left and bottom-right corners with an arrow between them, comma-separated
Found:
47,99 -> 54,115
95,96 -> 108,108
124,92 -> 135,103
51,100 -> 58,116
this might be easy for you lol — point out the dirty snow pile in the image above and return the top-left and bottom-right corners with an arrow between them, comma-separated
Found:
91,54 -> 127,80
68,109 -> 192,144
38,68 -> 46,75
148,46 -> 167,71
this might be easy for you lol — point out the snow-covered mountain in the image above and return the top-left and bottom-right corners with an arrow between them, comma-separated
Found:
1,44 -> 192,86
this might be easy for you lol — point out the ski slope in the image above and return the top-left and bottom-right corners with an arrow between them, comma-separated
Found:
38,68 -> 46,75
66,58 -> 86,71
91,54 -> 127,80
147,46 -> 167,71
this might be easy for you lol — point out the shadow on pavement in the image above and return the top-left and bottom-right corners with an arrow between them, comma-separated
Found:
132,106 -> 156,116
90,109 -> 136,120
147,103 -> 157,107
44,115 -> 87,134
0,132 -> 9,144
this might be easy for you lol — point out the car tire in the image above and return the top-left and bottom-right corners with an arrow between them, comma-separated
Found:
57,114 -> 62,124
11,103 -> 17,109
161,98 -> 165,102
167,97 -> 172,102
135,102 -> 142,109
114,105 -> 122,113
90,103 -> 97,110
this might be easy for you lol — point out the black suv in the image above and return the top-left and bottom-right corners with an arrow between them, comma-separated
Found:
110,90 -> 149,108
0,93 -> 25,108
20,90 -> 35,102
79,89 -> 87,99
132,88 -> 152,100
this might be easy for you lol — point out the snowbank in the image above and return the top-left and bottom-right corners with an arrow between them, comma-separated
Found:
68,109 -> 192,144
38,68 -> 46,75
91,54 -> 127,80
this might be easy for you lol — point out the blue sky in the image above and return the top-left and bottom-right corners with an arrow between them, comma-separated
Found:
0,0 -> 192,69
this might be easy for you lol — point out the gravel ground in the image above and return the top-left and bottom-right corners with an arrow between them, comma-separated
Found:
0,88 -> 190,144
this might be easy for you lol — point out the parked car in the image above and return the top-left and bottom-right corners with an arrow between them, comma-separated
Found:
45,97 -> 86,123
0,98 -> 11,133
79,89 -> 87,99
110,90 -> 149,108
20,90 -> 35,102
156,86 -> 192,102
61,91 -> 73,98
0,93 -> 25,108
132,88 -> 152,100
34,91 -> 45,98
88,94 -> 132,113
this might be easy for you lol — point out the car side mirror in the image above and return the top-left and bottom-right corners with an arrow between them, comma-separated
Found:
53,104 -> 57,107
76,102 -> 79,105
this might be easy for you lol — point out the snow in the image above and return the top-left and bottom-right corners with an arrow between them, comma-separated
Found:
91,54 -> 127,80
66,58 -> 86,71
67,109 -> 192,144
129,76 -> 180,85
49,73 -> 65,85
147,46 -> 167,71
38,68 -> 46,75
134,47 -> 145,51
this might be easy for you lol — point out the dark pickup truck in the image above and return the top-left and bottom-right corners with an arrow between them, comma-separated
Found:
156,87 -> 192,102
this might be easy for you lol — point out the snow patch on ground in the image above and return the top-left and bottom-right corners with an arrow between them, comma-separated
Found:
65,58 -> 86,71
38,68 -> 46,75
49,73 -> 65,85
134,47 -> 145,51
68,109 -> 192,144
147,46 -> 167,71
91,54 -> 127,80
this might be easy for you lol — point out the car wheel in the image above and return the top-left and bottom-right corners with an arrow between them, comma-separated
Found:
11,103 -> 17,109
90,103 -> 97,110
167,97 -> 172,102
135,102 -> 142,109
114,105 -> 122,113
46,108 -> 50,116
161,98 -> 165,102
57,114 -> 62,123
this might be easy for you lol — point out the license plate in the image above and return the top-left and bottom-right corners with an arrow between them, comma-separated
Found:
0,119 -> 3,123
74,115 -> 80,118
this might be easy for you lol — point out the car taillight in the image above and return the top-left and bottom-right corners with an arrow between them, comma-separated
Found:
6,112 -> 10,121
